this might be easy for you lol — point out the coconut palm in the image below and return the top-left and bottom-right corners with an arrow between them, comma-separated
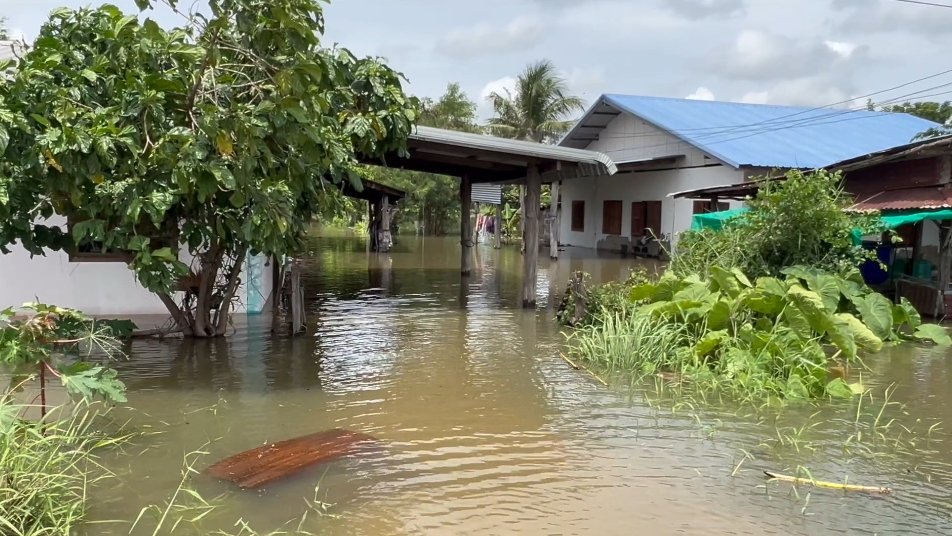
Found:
486,59 -> 585,143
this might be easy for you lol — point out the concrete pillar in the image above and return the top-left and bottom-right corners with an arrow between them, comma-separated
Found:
494,203 -> 502,249
523,165 -> 541,307
379,194 -> 392,252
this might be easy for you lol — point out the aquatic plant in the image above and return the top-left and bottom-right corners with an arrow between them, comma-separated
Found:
566,266 -> 951,399
0,400 -> 129,535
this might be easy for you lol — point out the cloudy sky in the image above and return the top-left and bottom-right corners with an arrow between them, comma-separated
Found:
6,0 -> 952,118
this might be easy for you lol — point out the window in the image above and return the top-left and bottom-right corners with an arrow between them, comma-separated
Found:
602,200 -> 622,235
66,216 -> 178,263
631,201 -> 662,237
571,200 -> 585,232
693,200 -> 730,214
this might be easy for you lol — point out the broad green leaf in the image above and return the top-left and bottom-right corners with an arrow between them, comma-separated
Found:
893,297 -> 922,331
787,284 -> 834,334
60,364 -> 127,404
694,330 -> 728,357
833,313 -> 883,353
707,299 -> 731,331
673,283 -> 712,303
825,378 -> 855,399
731,267 -> 752,287
853,293 -> 894,340
827,317 -> 857,360
913,324 -> 952,346
812,274 -> 842,312
629,282 -> 658,302
709,265 -> 742,298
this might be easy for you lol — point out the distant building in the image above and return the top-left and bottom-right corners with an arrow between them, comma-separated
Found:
556,94 -> 940,253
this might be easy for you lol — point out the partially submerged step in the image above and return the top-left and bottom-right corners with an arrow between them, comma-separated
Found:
205,428 -> 378,489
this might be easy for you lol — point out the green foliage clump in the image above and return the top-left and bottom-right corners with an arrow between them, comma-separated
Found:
567,266 -> 951,400
557,269 -> 650,327
1,303 -> 128,405
671,169 -> 885,279
0,401 -> 127,535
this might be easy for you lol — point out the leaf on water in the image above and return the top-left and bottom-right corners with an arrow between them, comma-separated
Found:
825,378 -> 855,399
848,382 -> 865,395
913,324 -> 952,346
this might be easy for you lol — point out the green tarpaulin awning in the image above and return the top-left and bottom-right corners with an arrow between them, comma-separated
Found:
691,208 -> 952,233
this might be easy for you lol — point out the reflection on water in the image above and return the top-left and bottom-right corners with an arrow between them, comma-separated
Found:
88,230 -> 952,535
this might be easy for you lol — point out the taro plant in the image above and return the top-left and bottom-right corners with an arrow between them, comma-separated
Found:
0,303 -> 130,417
567,265 -> 951,400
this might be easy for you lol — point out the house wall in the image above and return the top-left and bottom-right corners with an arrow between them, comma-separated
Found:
559,165 -> 745,251
0,216 -> 273,317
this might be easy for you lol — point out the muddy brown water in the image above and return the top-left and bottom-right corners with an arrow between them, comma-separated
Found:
83,230 -> 952,535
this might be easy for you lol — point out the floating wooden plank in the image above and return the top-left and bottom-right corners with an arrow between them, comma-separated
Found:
206,429 -> 378,489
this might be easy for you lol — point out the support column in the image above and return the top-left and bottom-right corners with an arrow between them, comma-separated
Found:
937,222 -> 952,317
522,165 -> 541,307
380,194 -> 392,252
494,203 -> 502,249
460,174 -> 473,276
519,184 -> 526,253
549,181 -> 560,259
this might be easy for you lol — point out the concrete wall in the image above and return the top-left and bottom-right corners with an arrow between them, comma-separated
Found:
0,216 -> 273,317
559,165 -> 745,251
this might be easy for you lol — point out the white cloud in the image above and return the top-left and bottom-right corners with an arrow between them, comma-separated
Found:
740,91 -> 770,104
686,86 -> 716,100
664,0 -> 747,20
477,76 -> 517,120
824,40 -> 857,58
438,16 -> 544,59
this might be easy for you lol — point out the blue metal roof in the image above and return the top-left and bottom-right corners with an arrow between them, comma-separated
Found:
564,94 -> 943,169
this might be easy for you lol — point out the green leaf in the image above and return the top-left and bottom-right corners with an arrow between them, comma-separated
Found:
787,284 -> 834,334
833,313 -> 883,354
825,378 -> 855,399
709,265 -> 742,298
854,293 -> 895,340
913,324 -> 952,346
812,274 -> 842,312
60,364 -> 127,404
630,282 -> 658,302
673,283 -> 712,303
695,330 -> 728,357
731,267 -> 752,288
707,299 -> 731,331
893,297 -> 922,331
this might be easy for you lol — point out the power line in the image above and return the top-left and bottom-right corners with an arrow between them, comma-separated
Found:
893,0 -> 952,8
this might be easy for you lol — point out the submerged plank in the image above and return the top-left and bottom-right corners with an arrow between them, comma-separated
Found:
206,428 -> 378,489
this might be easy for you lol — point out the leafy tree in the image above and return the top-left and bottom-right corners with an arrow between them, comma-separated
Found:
672,169 -> 884,279
0,0 -> 417,337
420,82 -> 482,134
881,101 -> 952,125
486,59 -> 584,143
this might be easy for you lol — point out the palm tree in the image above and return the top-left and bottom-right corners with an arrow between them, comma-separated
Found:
486,59 -> 585,143
486,60 -> 584,251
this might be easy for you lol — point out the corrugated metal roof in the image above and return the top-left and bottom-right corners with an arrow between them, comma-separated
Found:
562,94 -> 942,169
851,186 -> 952,212
410,125 -> 617,179
472,183 -> 502,205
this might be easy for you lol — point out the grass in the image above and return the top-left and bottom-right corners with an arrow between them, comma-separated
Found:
0,399 -> 129,535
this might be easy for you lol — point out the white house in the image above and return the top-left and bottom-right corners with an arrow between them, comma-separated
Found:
557,94 -> 941,252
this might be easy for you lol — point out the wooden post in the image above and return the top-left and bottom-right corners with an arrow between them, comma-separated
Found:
549,181 -> 560,259
368,200 -> 378,252
460,174 -> 473,276
519,184 -> 526,253
937,222 -> 952,317
494,203 -> 502,249
523,165 -> 541,307
380,194 -> 391,252
290,259 -> 305,335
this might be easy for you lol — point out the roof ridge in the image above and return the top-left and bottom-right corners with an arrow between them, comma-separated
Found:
602,93 -> 889,114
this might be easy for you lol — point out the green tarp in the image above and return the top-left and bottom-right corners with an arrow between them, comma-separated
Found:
691,208 -> 952,233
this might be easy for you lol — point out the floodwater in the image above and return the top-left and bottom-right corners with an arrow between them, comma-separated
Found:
87,230 -> 952,535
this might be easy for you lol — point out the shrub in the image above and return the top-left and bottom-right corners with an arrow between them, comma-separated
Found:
671,169 -> 885,279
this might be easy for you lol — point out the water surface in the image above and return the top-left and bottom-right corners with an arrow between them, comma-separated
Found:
91,230 -> 952,535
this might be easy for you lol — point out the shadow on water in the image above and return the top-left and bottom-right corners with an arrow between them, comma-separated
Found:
87,229 -> 952,535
